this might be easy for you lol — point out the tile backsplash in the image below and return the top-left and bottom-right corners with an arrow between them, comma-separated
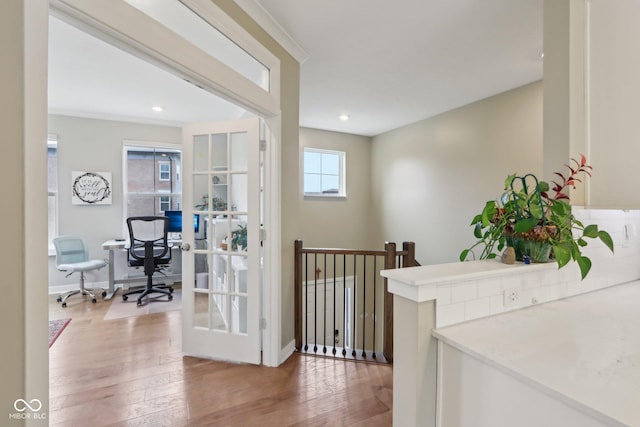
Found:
436,208 -> 640,328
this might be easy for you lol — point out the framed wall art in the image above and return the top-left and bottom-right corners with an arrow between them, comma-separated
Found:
71,171 -> 112,205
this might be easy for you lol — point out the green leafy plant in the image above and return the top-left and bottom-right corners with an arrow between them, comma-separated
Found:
231,224 -> 247,250
195,195 -> 227,211
460,155 -> 614,279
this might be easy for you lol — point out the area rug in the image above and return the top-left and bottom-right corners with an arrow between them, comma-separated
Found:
48,318 -> 71,348
103,289 -> 182,320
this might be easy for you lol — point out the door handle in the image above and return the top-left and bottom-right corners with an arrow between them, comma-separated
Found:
181,243 -> 191,251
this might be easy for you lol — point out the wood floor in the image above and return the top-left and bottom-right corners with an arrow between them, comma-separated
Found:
48,294 -> 393,426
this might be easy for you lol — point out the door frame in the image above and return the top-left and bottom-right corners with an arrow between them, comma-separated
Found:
46,0 -> 283,367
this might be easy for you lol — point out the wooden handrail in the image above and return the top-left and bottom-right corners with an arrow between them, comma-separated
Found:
297,247 -> 416,257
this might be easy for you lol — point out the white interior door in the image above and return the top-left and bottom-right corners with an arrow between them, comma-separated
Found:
182,118 -> 261,364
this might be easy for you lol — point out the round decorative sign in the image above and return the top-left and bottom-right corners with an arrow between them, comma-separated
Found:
72,172 -> 112,204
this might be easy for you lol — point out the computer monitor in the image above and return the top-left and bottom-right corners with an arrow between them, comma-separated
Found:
164,211 -> 201,236
164,210 -> 183,233
193,213 -> 200,235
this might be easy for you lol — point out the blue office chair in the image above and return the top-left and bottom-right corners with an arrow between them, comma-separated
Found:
122,216 -> 174,306
53,236 -> 108,308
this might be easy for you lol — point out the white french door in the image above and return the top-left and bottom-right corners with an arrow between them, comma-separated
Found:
181,118 -> 261,364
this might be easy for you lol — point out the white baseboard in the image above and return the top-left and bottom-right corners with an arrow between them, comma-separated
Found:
279,339 -> 296,365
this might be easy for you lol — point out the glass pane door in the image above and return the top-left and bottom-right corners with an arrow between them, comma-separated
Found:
182,118 -> 260,364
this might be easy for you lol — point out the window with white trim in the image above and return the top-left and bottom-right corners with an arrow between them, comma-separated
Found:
303,148 -> 346,197
124,144 -> 182,218
158,161 -> 171,181
159,195 -> 171,212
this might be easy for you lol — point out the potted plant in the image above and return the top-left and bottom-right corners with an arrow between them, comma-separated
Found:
195,195 -> 227,211
460,155 -> 614,279
231,224 -> 247,251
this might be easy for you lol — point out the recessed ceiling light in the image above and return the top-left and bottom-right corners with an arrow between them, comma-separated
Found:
339,114 -> 350,121
152,105 -> 164,112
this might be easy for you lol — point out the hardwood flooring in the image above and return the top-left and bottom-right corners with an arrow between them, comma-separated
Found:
48,294 -> 393,426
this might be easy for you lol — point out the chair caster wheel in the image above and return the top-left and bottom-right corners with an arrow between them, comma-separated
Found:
168,294 -> 173,301
122,295 -> 128,301
169,288 -> 174,294
102,291 -> 107,297
92,299 -> 97,304
136,300 -> 142,306
61,302 -> 67,308
56,296 -> 62,302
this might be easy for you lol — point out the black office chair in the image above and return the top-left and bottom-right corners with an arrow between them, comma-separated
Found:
122,216 -> 174,306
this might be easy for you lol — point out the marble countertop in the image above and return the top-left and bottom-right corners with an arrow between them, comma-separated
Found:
433,281 -> 640,427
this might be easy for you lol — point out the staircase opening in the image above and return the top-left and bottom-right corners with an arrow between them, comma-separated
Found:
294,240 -> 420,364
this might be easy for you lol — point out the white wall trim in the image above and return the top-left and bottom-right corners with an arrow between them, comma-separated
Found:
24,0 -> 51,420
233,0 -> 309,64
262,115 -> 283,367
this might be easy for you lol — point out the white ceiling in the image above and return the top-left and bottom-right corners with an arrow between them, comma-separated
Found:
48,0 -> 543,137
48,15 -> 249,127
254,0 -> 543,136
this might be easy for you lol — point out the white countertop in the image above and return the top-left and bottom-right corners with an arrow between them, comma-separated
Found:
381,259 -> 555,302
433,280 -> 640,427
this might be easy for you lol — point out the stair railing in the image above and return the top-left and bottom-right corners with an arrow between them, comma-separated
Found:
294,240 -> 419,363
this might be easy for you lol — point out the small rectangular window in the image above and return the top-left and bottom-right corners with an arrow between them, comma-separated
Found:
303,148 -> 346,197
159,161 -> 171,181
159,195 -> 170,212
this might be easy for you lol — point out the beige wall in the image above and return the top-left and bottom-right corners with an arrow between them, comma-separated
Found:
1,1 -> 26,418
371,81 -> 543,265
580,0 -> 640,208
542,0 -> 573,187
210,1 -> 301,349
47,115 -> 182,287
298,128 -> 375,249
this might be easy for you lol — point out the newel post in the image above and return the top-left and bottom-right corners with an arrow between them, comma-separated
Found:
383,241 -> 396,362
294,240 -> 303,351
402,241 -> 417,267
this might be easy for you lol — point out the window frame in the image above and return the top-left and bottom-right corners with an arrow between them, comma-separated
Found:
122,140 -> 182,235
158,160 -> 171,181
303,147 -> 346,198
159,194 -> 171,212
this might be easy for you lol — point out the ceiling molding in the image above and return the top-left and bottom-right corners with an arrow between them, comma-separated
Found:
48,108 -> 186,128
233,0 -> 309,64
